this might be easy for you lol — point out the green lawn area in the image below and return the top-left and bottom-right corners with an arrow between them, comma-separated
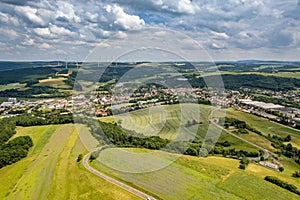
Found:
0,125 -> 141,200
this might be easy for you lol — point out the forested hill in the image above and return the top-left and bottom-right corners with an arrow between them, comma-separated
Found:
187,74 -> 300,91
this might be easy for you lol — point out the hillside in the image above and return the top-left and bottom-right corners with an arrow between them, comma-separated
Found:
0,124 -> 140,200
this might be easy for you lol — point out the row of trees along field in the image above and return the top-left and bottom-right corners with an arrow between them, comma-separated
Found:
265,176 -> 300,196
78,118 -> 259,159
0,118 -> 33,169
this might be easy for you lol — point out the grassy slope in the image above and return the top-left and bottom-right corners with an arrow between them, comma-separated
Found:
0,125 -> 141,200
94,148 -> 300,200
100,104 -> 257,152
225,108 -> 300,147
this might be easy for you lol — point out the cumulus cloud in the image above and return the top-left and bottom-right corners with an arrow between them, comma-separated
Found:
56,1 -> 80,23
0,0 -> 299,60
0,27 -> 19,39
177,0 -> 198,14
105,4 -> 145,30
22,38 -> 35,46
49,24 -> 77,37
0,12 -> 19,26
14,6 -> 47,26
1,0 -> 34,6
33,27 -> 51,37
38,42 -> 52,49
211,31 -> 230,39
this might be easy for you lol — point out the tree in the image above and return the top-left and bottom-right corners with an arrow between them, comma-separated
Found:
240,156 -> 250,165
239,164 -> 246,170
292,171 -> 300,178
279,166 -> 284,172
77,154 -> 83,162
284,135 -> 292,142
89,154 -> 96,162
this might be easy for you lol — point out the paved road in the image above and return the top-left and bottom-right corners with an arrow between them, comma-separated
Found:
208,107 -> 270,158
82,147 -> 156,200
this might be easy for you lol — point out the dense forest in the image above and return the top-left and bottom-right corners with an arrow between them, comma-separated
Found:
0,86 -> 68,98
14,109 -> 74,126
0,118 -> 33,169
187,74 -> 300,91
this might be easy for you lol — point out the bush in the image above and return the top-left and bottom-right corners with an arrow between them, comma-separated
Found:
292,171 -> 300,178
77,154 -> 83,162
279,166 -> 284,172
239,164 -> 246,170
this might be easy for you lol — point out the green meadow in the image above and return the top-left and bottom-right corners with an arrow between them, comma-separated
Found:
93,148 -> 300,200
0,125 -> 141,200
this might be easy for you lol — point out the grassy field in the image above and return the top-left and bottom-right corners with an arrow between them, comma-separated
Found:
100,104 -> 260,152
101,104 -> 211,140
200,71 -> 300,79
36,77 -> 71,89
93,148 -> 300,200
0,125 -> 141,200
225,108 -> 300,146
0,83 -> 26,91
98,104 -> 300,179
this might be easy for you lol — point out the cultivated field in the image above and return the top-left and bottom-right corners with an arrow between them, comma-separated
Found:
225,108 -> 300,146
93,148 -> 300,200
36,77 -> 71,89
100,104 -> 259,152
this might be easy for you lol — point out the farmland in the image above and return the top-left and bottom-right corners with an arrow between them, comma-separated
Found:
92,148 -> 300,200
100,104 -> 262,152
0,105 -> 299,199
0,124 -> 141,200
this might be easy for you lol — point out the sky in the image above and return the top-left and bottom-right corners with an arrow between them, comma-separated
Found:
0,0 -> 299,61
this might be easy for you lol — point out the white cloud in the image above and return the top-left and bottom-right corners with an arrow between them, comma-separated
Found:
56,1 -> 80,23
15,6 -> 47,26
49,24 -> 77,37
211,31 -> 230,39
105,4 -> 145,30
22,38 -> 34,46
33,27 -> 51,37
0,0 -> 299,60
38,42 -> 52,49
114,31 -> 127,39
211,42 -> 226,49
0,12 -> 19,26
177,0 -> 198,14
0,27 -> 18,39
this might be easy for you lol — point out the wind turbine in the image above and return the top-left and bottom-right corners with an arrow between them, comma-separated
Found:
65,55 -> 68,69
76,60 -> 79,69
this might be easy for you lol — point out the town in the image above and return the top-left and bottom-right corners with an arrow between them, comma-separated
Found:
1,86 -> 300,130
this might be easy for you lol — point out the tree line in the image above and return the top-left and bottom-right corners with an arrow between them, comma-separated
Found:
264,176 -> 300,196
14,109 -> 73,126
187,74 -> 300,91
0,118 -> 33,169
